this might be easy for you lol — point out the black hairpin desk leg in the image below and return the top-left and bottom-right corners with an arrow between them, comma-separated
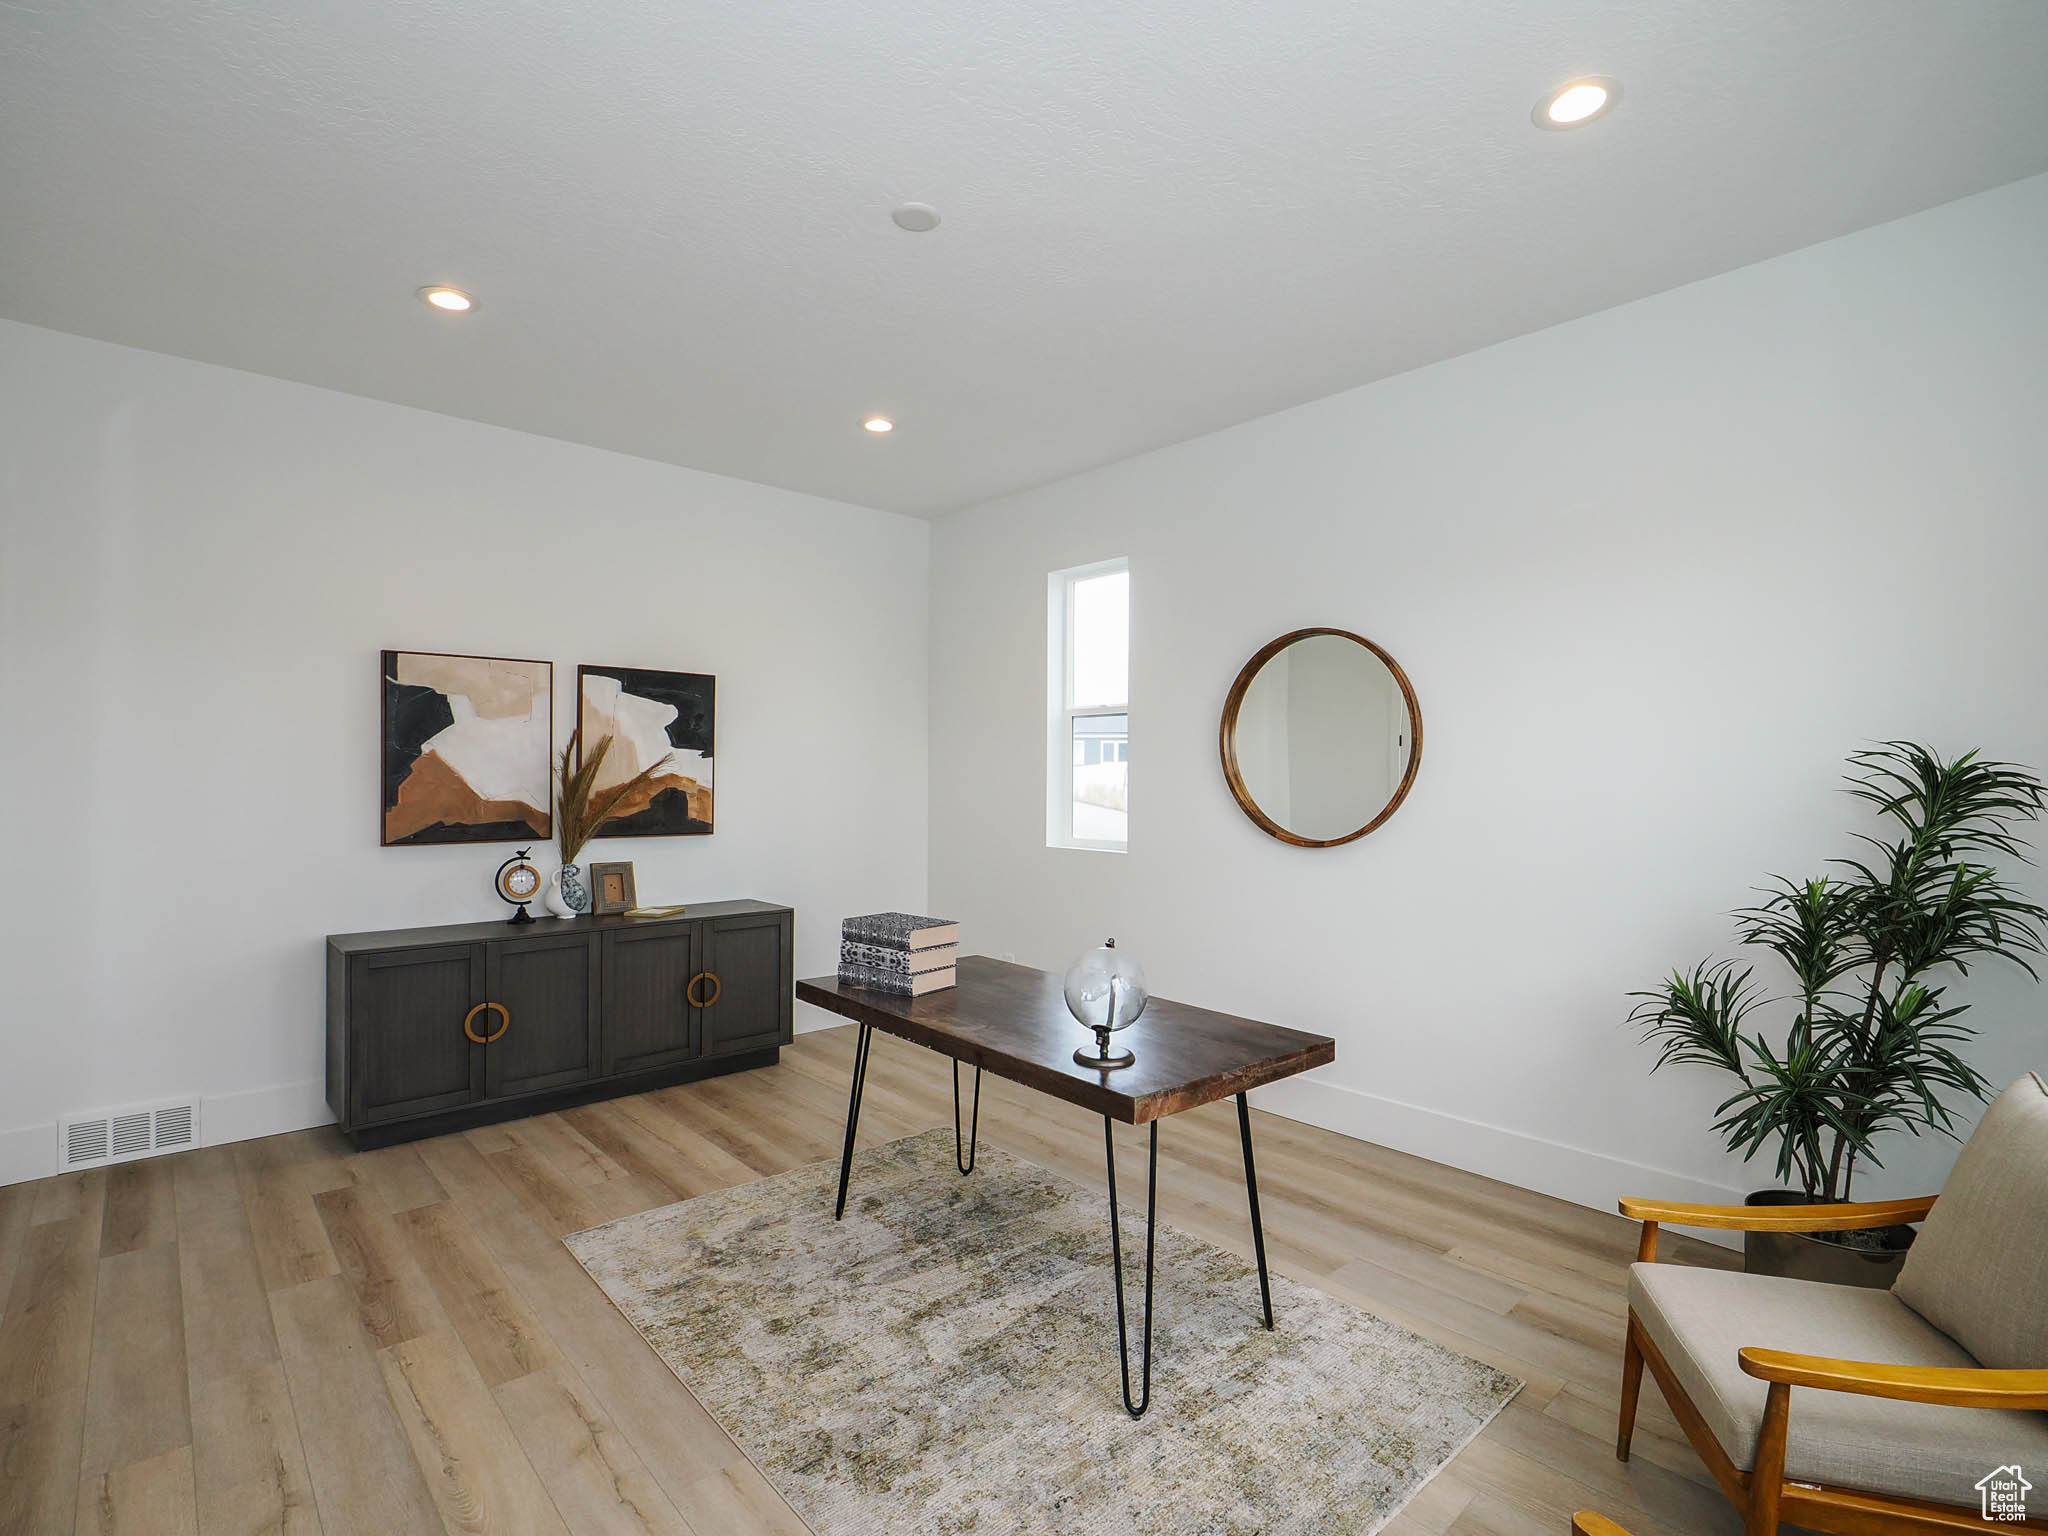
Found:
1237,1092 -> 1275,1330
834,1023 -> 873,1221
954,1061 -> 981,1174
1104,1117 -> 1158,1418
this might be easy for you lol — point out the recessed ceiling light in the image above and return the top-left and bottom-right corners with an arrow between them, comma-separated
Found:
1533,77 -> 1620,130
864,416 -> 895,434
418,285 -> 477,312
891,204 -> 941,233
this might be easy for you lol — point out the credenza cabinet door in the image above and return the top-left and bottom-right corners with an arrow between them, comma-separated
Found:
328,903 -> 792,1145
701,912 -> 793,1057
485,931 -> 600,1099
348,944 -> 485,1125
601,925 -> 700,1076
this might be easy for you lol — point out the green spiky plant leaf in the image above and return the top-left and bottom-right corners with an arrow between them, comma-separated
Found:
1632,742 -> 2046,1200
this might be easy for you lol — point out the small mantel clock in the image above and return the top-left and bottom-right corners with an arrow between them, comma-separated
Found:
494,849 -> 541,925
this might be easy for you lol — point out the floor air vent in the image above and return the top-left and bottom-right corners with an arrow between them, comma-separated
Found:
57,1098 -> 202,1171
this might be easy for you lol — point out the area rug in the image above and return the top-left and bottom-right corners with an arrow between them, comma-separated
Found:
565,1128 -> 1519,1535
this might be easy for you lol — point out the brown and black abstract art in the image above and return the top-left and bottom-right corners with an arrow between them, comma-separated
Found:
577,665 -> 714,836
382,651 -> 553,845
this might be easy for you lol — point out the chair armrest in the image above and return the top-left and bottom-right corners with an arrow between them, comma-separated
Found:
1616,1195 -> 1935,1233
1619,1195 -> 1935,1262
1572,1513 -> 1638,1536
1738,1348 -> 2048,1410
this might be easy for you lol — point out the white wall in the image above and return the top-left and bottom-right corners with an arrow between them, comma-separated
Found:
929,173 -> 2048,1216
0,320 -> 929,1185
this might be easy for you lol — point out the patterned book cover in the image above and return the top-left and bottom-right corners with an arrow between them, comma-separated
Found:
837,962 -> 957,996
841,940 -> 958,975
840,912 -> 959,950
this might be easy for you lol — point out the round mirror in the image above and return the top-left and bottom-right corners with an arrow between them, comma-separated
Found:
1219,629 -> 1422,847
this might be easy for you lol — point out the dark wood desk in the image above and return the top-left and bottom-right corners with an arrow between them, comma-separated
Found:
796,955 -> 1336,1416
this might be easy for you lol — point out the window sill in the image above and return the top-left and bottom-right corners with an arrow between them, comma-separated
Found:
1047,839 -> 1126,854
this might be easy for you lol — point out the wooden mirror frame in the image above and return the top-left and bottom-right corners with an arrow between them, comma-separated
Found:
1218,627 -> 1424,849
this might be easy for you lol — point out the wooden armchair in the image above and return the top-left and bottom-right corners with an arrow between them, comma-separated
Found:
1615,1073 -> 2048,1535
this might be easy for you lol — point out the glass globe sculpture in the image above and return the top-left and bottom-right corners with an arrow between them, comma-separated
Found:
1066,938 -> 1149,1069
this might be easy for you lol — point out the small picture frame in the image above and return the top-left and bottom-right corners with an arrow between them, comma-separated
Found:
588,861 -> 638,915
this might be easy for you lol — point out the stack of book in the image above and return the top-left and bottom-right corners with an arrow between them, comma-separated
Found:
839,912 -> 959,996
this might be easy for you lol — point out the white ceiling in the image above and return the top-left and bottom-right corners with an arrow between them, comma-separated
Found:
5,2 -> 2047,518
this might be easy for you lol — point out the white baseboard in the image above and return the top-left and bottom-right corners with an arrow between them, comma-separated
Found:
201,1080 -> 335,1149
3,1022 -> 848,1189
1249,1072 -> 1745,1249
795,999 -> 846,1035
0,1081 -> 336,1189
5,1056 -> 1742,1257
0,1123 -> 50,1188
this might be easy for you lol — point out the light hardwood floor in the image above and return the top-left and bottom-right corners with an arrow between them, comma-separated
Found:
0,1026 -> 1748,1536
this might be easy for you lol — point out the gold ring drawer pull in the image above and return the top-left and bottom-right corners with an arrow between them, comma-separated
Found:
687,972 -> 723,1009
463,1002 -> 511,1044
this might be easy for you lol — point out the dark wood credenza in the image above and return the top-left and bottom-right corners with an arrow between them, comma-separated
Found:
325,900 -> 793,1148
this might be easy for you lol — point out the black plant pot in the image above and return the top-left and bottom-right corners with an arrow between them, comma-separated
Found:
1742,1190 -> 1916,1289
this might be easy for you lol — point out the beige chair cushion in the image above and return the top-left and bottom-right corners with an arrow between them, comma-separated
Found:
1895,1072 -> 2048,1370
1630,1262 -> 2048,1509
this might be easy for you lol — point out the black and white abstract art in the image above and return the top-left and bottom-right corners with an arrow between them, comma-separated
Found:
577,665 -> 715,836
381,651 -> 553,845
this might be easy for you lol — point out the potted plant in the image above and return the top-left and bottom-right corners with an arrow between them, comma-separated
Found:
544,728 -> 673,916
1629,742 -> 2046,1287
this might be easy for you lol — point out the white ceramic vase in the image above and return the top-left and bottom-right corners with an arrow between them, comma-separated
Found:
543,863 -> 590,918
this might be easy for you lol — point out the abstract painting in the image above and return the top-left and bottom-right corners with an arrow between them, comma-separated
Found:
381,651 -> 553,846
577,665 -> 714,836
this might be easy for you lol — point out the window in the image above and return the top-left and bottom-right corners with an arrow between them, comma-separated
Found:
1048,559 -> 1129,850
